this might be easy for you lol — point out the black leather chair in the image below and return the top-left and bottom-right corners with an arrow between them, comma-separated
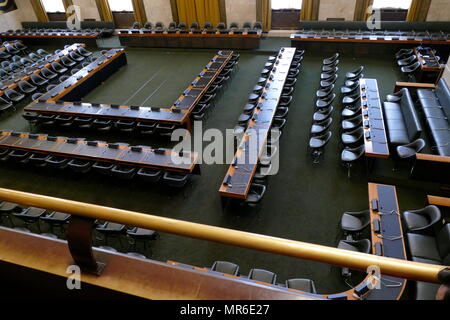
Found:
244,184 -> 266,207
211,261 -> 239,275
337,239 -> 371,277
342,114 -> 362,131
395,48 -> 414,60
30,73 -> 48,86
311,118 -> 332,135
286,279 -> 317,293
316,85 -> 334,99
383,88 -> 422,147
0,201 -> 21,226
341,127 -> 364,146
162,171 -> 189,188
18,80 -> 37,94
342,104 -> 361,118
341,144 -> 365,177
137,168 -> 163,183
416,79 -> 450,156
396,138 -> 426,159
309,131 -> 332,164
403,205 -> 442,233
313,106 -> 334,122
248,268 -> 276,284
4,88 -> 25,103
40,211 -> 71,235
40,67 -> 57,80
143,22 -> 152,29
346,66 -> 364,79
401,61 -> 421,78
96,221 -> 126,247
0,96 -> 13,113
127,227 -> 159,251
397,55 -> 417,66
341,81 -> 359,94
323,53 -> 339,66
320,74 -> 338,88
13,207 -> 46,232
340,210 -> 370,234
132,22 -> 141,29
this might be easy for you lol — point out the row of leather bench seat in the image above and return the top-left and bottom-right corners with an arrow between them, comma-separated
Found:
416,78 -> 450,156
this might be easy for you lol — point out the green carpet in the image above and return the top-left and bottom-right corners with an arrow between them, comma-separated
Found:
0,38 -> 442,295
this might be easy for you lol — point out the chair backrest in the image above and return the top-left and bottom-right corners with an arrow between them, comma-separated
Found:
211,261 -> 239,275
168,21 -> 177,29
253,21 -> 263,30
178,22 -> 187,29
190,22 -> 199,29
249,268 -> 276,284
399,88 -> 422,142
243,22 -> 252,29
216,22 -> 226,30
435,78 -> 450,119
230,22 -> 239,29
155,21 -> 164,29
132,22 -> 140,29
143,22 -> 152,29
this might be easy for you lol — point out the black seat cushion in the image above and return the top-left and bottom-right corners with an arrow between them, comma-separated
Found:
384,102 -> 410,145
406,233 -> 441,262
417,79 -> 450,156
400,88 -> 422,141
415,281 -> 440,300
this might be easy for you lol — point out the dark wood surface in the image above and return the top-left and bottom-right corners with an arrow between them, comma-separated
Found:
219,48 -> 296,199
360,79 -> 390,158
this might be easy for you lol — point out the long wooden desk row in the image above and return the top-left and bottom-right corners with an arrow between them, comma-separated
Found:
0,130 -> 199,173
37,48 -> 127,103
24,51 -> 233,130
0,43 -> 85,97
219,48 -> 296,199
360,79 -> 390,158
176,183 -> 407,300
0,31 -> 99,47
118,29 -> 262,49
290,30 -> 450,45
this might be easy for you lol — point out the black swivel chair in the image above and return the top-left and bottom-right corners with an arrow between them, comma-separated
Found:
96,221 -> 126,248
244,184 -> 266,207
402,205 -> 442,233
12,207 -> 46,233
337,239 -> 371,277
211,261 -> 240,275
346,66 -> 364,79
248,269 -> 277,284
340,210 -> 371,234
401,61 -> 421,80
341,144 -> 365,178
396,138 -> 426,160
126,227 -> 159,252
286,279 -> 317,293
309,131 -> 332,164
323,53 -> 339,65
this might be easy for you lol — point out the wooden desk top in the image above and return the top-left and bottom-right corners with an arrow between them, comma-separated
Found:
118,29 -> 262,38
324,183 -> 406,300
0,43 -> 84,96
360,79 -> 390,158
0,130 -> 199,173
219,48 -> 296,199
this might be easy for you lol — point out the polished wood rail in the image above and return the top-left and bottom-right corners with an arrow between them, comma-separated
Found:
0,187 -> 447,284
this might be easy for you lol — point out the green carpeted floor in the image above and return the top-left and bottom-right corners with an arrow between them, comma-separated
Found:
0,38 -> 443,295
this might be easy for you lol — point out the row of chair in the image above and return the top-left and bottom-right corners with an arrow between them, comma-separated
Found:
339,67 -> 366,177
0,201 -> 159,257
189,53 -> 239,122
0,143 -> 191,188
0,40 -> 28,61
394,47 -> 441,81
1,47 -> 92,114
132,21 -> 263,32
233,49 -> 304,207
309,53 -> 340,163
402,205 -> 448,300
208,260 -> 317,293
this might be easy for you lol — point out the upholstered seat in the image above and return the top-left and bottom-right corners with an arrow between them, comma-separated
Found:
341,210 -> 370,233
396,138 -> 426,159
402,205 -> 442,232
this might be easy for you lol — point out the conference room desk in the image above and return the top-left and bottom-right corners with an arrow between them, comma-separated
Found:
0,43 -> 84,99
0,130 -> 199,174
0,31 -> 99,47
37,48 -> 127,103
360,79 -> 390,159
118,29 -> 262,49
290,32 -> 450,56
219,48 -> 296,199
25,50 -> 233,132
172,183 -> 407,300
414,47 -> 444,84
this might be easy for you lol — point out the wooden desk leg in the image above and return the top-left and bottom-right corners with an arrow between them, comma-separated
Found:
67,216 -> 105,275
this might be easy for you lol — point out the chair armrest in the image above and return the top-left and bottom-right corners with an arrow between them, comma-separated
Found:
394,82 -> 436,93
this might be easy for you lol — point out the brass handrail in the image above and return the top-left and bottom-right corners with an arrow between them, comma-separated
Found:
0,188 -> 448,284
